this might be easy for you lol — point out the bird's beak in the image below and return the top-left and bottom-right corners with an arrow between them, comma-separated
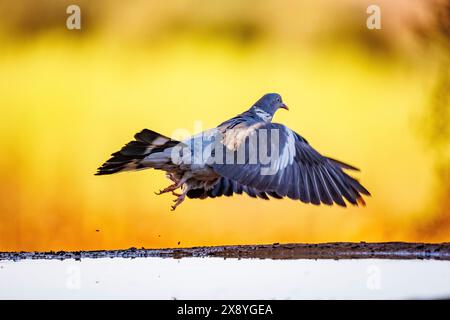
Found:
280,103 -> 289,110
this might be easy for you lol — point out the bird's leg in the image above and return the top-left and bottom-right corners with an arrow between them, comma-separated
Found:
154,183 -> 180,195
171,185 -> 189,211
171,195 -> 185,211
155,173 -> 191,196
166,173 -> 178,183
154,173 -> 181,195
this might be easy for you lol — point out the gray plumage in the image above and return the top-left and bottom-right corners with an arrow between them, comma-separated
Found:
96,93 -> 370,210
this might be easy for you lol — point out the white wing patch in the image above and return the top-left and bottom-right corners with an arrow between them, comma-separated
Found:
262,127 -> 296,175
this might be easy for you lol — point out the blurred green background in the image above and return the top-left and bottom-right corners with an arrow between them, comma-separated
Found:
0,0 -> 449,251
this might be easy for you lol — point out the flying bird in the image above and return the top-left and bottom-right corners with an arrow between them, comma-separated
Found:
96,93 -> 370,210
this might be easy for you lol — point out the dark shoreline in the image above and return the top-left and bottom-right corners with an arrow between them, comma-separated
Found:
1,242 -> 449,261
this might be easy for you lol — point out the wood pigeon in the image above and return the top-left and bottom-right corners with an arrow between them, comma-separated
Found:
96,93 -> 370,210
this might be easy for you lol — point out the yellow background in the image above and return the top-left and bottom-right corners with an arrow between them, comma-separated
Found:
0,0 -> 449,251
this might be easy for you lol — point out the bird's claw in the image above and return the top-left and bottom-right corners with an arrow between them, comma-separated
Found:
155,181 -> 186,210
154,183 -> 180,196
171,194 -> 186,211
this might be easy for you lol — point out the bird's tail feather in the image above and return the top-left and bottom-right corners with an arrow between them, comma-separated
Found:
95,129 -> 180,175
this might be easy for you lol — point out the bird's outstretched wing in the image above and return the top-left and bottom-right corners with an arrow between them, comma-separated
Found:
212,123 -> 370,207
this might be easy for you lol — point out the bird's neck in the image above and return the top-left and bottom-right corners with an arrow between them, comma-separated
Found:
252,107 -> 273,122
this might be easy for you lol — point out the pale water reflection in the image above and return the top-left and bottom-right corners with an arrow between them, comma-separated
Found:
1,258 -> 449,299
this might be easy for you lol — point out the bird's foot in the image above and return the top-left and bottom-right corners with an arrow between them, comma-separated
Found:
154,183 -> 179,195
171,193 -> 186,211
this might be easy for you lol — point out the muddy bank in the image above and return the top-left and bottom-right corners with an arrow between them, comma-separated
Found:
1,242 -> 449,261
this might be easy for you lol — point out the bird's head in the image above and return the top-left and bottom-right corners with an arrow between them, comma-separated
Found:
252,93 -> 288,120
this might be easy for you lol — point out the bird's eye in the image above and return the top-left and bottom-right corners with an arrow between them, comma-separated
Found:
277,98 -> 281,102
